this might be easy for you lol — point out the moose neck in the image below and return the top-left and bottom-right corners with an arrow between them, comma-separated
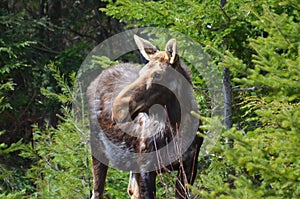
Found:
164,95 -> 181,130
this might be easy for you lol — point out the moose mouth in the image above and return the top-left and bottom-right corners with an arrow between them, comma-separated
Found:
130,103 -> 149,121
131,102 -> 168,124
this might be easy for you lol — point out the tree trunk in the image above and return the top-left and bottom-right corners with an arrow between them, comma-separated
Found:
223,66 -> 233,148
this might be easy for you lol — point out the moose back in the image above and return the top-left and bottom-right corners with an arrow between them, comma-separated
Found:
87,35 -> 202,199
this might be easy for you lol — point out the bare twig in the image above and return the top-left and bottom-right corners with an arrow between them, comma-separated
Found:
232,86 -> 267,92
193,86 -> 267,92
32,45 -> 60,55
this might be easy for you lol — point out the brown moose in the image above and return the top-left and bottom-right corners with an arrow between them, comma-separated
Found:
87,35 -> 202,199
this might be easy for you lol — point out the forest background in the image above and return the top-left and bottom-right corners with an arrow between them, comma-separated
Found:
0,0 -> 299,198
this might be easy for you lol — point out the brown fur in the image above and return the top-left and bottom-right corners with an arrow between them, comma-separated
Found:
88,36 -> 202,199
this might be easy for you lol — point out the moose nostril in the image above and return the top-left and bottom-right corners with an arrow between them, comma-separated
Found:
128,189 -> 133,196
112,108 -> 127,123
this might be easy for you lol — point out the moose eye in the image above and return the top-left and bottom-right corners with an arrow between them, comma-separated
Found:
153,72 -> 162,79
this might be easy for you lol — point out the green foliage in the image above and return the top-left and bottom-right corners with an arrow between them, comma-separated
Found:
20,116 -> 91,198
0,139 -> 30,195
0,1 -> 124,198
0,7 -> 40,194
41,63 -> 75,104
0,0 -> 101,146
92,56 -> 119,69
0,190 -> 26,199
102,0 -> 259,63
105,169 -> 128,198
17,65 -> 92,198
197,2 -> 300,199
0,10 -> 36,113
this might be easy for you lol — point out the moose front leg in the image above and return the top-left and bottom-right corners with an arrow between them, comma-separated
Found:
175,166 -> 189,199
128,172 -> 141,199
175,136 -> 202,199
128,171 -> 157,199
175,158 -> 199,199
91,156 -> 109,199
141,171 -> 157,199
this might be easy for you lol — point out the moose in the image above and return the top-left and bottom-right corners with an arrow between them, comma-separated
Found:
87,35 -> 203,199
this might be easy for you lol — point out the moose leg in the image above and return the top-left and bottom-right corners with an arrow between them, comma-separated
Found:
128,171 -> 156,199
140,171 -> 157,199
128,172 -> 141,199
175,136 -> 202,199
175,166 -> 189,199
91,156 -> 109,199
175,162 -> 198,199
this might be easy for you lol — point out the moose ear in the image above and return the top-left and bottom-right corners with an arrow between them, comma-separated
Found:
165,38 -> 178,64
134,35 -> 158,61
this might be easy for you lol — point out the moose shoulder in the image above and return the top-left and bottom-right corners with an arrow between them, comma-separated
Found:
87,35 -> 203,199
